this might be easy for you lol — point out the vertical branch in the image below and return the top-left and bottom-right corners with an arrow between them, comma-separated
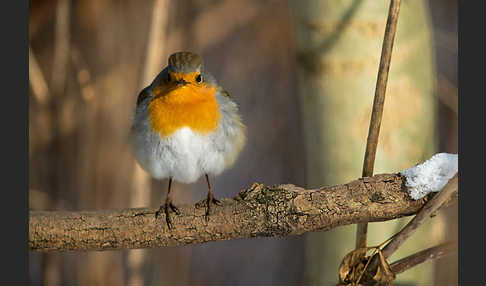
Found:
356,0 -> 401,249
128,1 -> 169,286
130,0 -> 169,219
131,0 -> 170,214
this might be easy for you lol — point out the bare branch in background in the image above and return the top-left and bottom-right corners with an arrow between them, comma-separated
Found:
29,46 -> 50,104
51,0 -> 71,94
140,0 -> 170,87
356,0 -> 402,250
129,1 -> 170,285
132,0 -> 170,209
29,173 -> 457,252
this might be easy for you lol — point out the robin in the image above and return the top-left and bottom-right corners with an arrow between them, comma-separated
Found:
130,51 -> 246,229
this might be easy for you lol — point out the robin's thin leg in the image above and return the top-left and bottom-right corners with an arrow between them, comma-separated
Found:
155,177 -> 180,229
205,174 -> 222,221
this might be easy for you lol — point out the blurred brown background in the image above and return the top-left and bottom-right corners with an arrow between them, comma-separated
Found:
28,0 -> 457,285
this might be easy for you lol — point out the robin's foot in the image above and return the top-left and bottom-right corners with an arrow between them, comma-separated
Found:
155,202 -> 180,229
205,192 -> 222,221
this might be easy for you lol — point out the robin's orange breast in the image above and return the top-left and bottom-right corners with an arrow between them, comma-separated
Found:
148,83 -> 221,137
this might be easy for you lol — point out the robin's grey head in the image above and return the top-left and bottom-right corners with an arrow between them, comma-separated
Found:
168,52 -> 203,74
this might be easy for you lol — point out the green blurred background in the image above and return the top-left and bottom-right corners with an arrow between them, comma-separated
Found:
29,0 -> 457,285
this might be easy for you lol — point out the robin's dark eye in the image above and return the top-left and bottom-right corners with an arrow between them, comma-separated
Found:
196,74 -> 202,83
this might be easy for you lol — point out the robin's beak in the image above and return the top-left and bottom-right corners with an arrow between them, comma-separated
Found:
176,79 -> 189,87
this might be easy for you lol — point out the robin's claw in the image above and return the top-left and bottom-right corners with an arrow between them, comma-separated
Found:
166,218 -> 173,230
169,202 -> 180,215
165,203 -> 174,230
155,202 -> 179,230
204,193 -> 221,221
155,208 -> 162,219
213,198 -> 222,206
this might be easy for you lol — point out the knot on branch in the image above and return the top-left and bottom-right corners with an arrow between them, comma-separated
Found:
234,183 -> 316,236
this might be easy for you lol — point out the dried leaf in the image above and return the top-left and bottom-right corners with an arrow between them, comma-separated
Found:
373,250 -> 395,285
338,247 -> 370,284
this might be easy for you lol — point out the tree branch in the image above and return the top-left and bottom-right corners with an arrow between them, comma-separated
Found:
29,173 -> 455,252
382,173 -> 458,259
361,174 -> 458,285
390,241 -> 457,275
356,0 -> 402,250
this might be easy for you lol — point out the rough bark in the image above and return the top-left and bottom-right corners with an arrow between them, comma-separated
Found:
30,173 -> 438,252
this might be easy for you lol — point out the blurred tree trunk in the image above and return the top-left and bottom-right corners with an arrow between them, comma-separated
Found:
289,1 -> 437,285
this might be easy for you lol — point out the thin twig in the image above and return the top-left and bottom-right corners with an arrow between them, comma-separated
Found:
390,241 -> 457,274
356,0 -> 402,249
382,173 -> 458,258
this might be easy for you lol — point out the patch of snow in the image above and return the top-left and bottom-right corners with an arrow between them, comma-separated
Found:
400,153 -> 458,200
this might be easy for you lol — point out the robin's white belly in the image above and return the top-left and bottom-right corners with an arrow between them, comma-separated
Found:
132,126 -> 226,183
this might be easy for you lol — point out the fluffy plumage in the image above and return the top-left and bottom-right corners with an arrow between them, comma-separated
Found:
130,52 -> 246,184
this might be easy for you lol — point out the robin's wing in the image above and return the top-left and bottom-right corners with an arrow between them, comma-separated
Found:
136,67 -> 170,105
136,85 -> 152,106
220,89 -> 231,98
